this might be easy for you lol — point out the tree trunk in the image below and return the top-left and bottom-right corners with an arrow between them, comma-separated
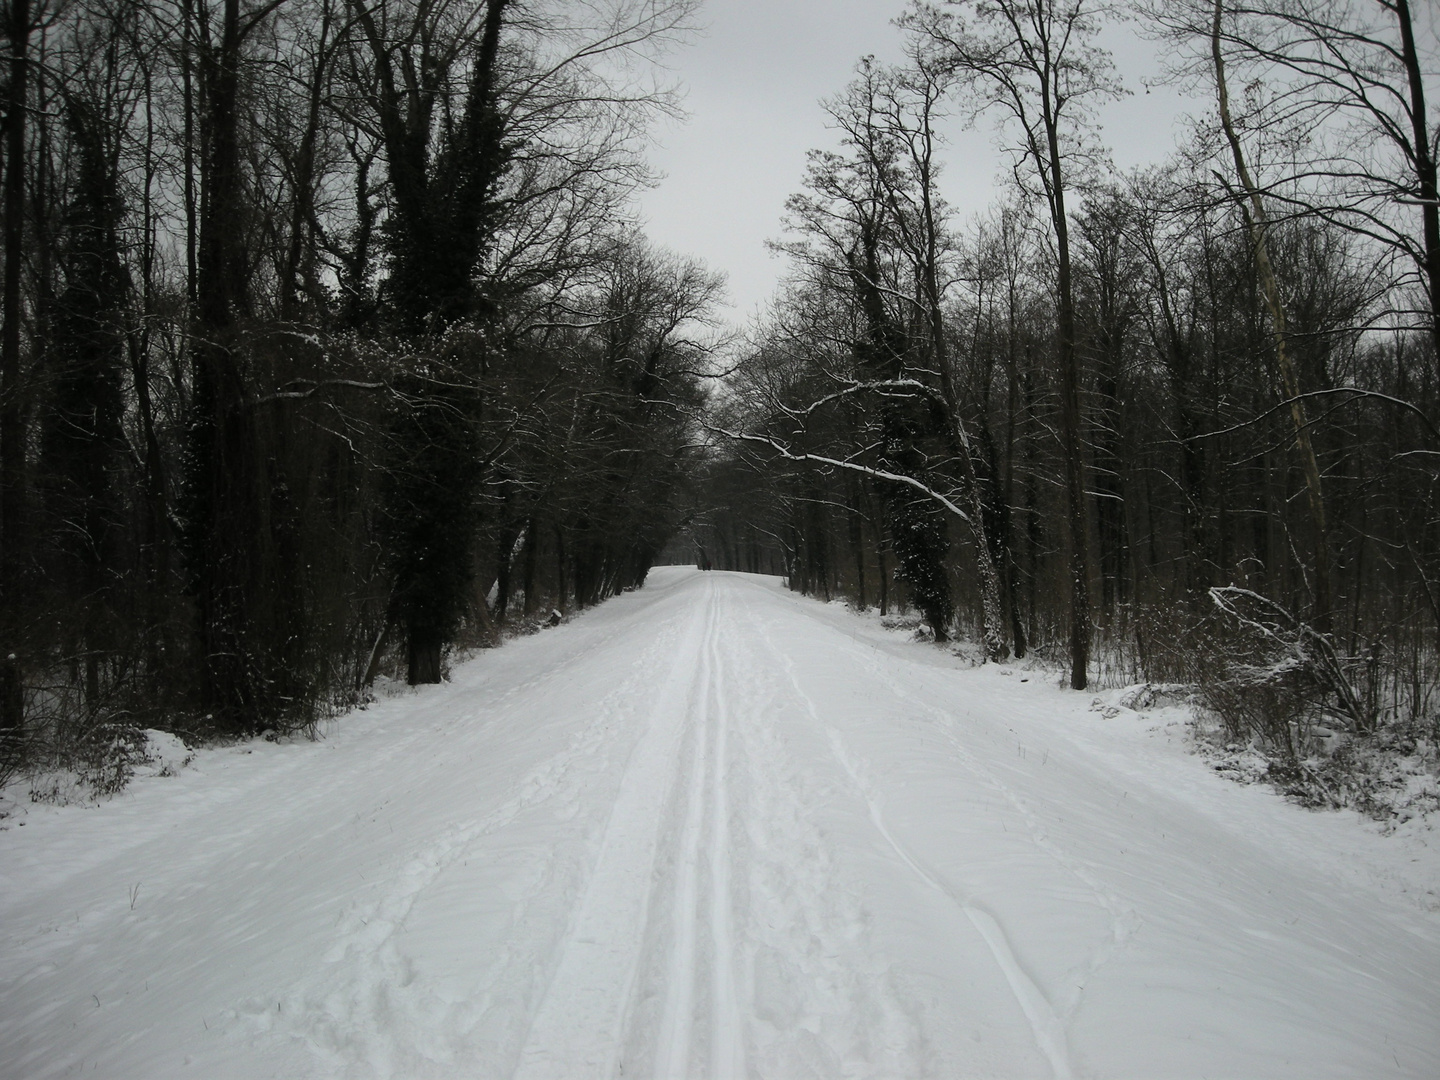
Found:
554,522 -> 569,614
1001,337 -> 1028,658
851,224 -> 953,640
1048,148 -> 1092,689
280,0 -> 333,319
933,328 -> 1008,660
847,481 -> 867,608
181,0 -> 198,309
495,523 -> 518,622
190,0 -> 274,729
1394,0 -> 1440,363
360,0 -> 512,683
407,628 -> 443,685
521,516 -> 538,615
360,615 -> 393,690
1213,0 -> 1333,634
0,0 -> 30,744
897,71 -> 1007,659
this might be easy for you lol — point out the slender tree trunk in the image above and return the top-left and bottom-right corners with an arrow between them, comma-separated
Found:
1213,0 -> 1333,633
933,357 -> 1008,659
182,0 -> 198,309
191,0 -> 269,727
1001,330 -> 1027,658
1394,0 -> 1440,363
280,0 -> 332,319
921,222 -> 1007,657
360,614 -> 392,690
1047,129 -> 1092,689
1022,365 -> 1040,649
847,486 -> 867,608
898,76 -> 1007,658
1093,358 -> 1128,618
0,0 -> 30,742
521,516 -> 538,615
494,523 -> 518,622
554,523 -> 569,614
133,54 -> 173,686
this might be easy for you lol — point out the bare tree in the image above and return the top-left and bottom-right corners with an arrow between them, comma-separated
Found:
905,0 -> 1124,688
0,0 -> 33,742
1141,0 -> 1440,359
1208,0 -> 1335,633
863,56 -> 1011,660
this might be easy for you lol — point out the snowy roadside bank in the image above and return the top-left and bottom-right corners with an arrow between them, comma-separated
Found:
819,589 -> 1440,903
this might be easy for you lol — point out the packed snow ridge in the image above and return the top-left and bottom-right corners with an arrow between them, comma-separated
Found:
2,569 -> 1437,1078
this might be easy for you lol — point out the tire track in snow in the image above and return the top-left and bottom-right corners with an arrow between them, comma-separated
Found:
705,583 -> 746,1079
653,587 -> 713,1079
746,603 -> 1075,1080
820,717 -> 1075,1080
924,718 -> 1142,1025
805,620 -> 1142,1027
652,576 -> 746,1079
510,584 -> 713,1079
723,592 -> 924,1077
266,599 -> 698,1074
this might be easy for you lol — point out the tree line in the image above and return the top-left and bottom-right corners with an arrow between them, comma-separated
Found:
702,0 -> 1438,756
2,0 -> 1434,778
0,0 -> 721,768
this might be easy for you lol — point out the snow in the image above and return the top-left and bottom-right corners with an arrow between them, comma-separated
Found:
136,730 -> 196,779
1,568 -> 1437,1079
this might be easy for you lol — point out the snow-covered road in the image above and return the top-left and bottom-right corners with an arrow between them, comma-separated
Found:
2,568 -> 1437,1079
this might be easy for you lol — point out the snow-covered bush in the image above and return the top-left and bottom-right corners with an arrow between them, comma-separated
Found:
23,723 -> 149,802
2,668 -> 202,803
1190,587 -> 1440,821
1200,587 -> 1372,760
12,725 -> 196,805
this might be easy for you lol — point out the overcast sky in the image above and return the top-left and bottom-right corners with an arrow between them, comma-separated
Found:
635,0 -> 1208,324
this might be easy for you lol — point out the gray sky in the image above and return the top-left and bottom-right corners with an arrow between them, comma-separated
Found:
636,0 -> 1208,324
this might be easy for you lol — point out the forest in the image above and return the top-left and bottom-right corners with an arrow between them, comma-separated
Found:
699,0 -> 1440,784
0,0 -> 722,770
0,0 -> 1436,793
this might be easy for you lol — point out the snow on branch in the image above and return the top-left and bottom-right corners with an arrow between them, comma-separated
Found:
777,377 -> 939,422
710,425 -> 971,524
1208,586 -> 1370,733
252,378 -> 388,405
1194,387 -> 1440,444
